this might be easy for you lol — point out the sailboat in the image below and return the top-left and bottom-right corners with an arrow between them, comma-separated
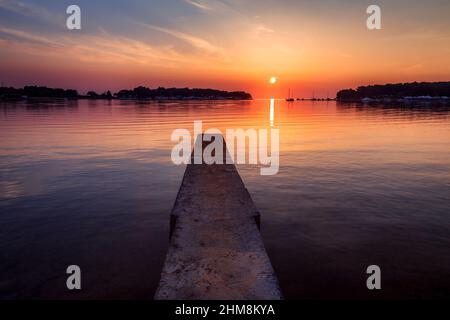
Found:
286,88 -> 295,102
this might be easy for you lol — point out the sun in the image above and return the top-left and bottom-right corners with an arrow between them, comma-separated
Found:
269,76 -> 277,84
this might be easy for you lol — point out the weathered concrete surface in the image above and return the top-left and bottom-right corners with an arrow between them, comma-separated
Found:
155,135 -> 282,300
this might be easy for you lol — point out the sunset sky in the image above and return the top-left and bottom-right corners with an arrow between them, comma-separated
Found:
0,0 -> 449,98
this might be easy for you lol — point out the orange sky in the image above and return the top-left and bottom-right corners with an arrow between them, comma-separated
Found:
0,0 -> 449,98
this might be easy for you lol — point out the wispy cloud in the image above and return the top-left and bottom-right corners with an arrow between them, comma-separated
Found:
0,0 -> 64,26
0,26 -> 56,45
0,26 -> 228,71
381,27 -> 450,42
184,0 -> 210,11
255,25 -> 275,39
142,23 -> 222,55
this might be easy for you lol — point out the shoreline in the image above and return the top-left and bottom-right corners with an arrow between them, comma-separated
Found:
0,97 -> 254,102
337,96 -> 450,104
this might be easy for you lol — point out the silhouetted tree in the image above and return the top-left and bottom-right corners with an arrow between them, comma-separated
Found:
87,91 -> 99,98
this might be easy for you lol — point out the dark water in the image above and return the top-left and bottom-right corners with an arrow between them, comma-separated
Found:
0,99 -> 449,299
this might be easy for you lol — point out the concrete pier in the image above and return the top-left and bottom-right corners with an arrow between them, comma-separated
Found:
154,135 -> 282,300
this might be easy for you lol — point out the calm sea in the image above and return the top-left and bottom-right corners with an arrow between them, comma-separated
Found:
1,99 -> 449,299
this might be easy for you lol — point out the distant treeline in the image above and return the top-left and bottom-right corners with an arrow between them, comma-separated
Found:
0,86 -> 78,99
0,85 -> 252,100
114,86 -> 252,100
336,82 -> 450,101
